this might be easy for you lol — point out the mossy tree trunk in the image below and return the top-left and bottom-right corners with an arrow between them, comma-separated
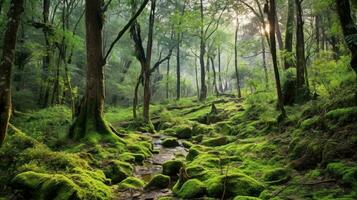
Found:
69,0 -> 112,139
295,0 -> 306,90
284,0 -> 294,70
0,0 -> 24,145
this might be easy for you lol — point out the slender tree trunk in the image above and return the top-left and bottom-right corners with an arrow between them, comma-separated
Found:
166,58 -> 170,99
268,0 -> 286,117
176,34 -> 181,100
284,0 -> 294,69
295,0 -> 306,90
199,0 -> 207,101
69,0 -> 113,139
234,18 -> 242,98
210,57 -> 219,96
336,0 -> 357,74
195,57 -> 200,99
261,33 -> 269,89
315,15 -> 320,54
275,14 -> 284,51
218,46 -> 223,92
133,73 -> 142,119
0,0 -> 24,145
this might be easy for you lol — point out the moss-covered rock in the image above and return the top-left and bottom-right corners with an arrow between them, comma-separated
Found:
162,160 -> 184,176
206,173 -> 265,198
202,136 -> 229,147
174,179 -> 206,199
12,171 -> 82,200
173,125 -> 192,139
104,160 -> 133,184
192,134 -> 204,143
263,168 -> 290,185
117,177 -> 145,190
162,138 -> 179,148
326,107 -> 357,126
289,139 -> 322,170
186,165 -> 207,178
234,196 -> 262,200
145,174 -> 170,190
192,124 -> 214,135
326,162 -> 357,187
182,141 -> 193,148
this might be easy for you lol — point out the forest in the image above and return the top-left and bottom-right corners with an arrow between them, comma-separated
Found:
0,0 -> 357,199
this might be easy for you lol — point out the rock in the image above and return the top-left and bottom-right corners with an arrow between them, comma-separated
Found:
145,174 -> 170,190
12,171 -> 81,200
192,124 -> 214,135
234,196 -> 262,200
206,173 -> 265,198
118,177 -> 145,190
174,179 -> 206,199
161,138 -> 179,148
202,136 -> 229,147
263,168 -> 290,185
173,125 -> 192,139
186,147 -> 201,161
186,165 -> 207,178
104,160 -> 133,184
182,141 -> 193,148
162,160 -> 184,176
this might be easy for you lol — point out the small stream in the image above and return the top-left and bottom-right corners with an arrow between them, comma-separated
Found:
116,135 -> 188,200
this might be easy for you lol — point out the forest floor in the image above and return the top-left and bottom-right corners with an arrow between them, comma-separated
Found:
1,87 -> 357,200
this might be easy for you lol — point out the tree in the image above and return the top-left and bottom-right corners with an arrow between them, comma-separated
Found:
267,0 -> 286,118
0,0 -> 25,145
284,0 -> 295,69
70,0 -> 148,139
336,0 -> 357,74
234,17 -> 242,98
295,0 -> 306,90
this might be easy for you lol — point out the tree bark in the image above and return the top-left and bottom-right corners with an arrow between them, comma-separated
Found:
176,34 -> 181,100
166,58 -> 170,99
210,57 -> 219,96
295,0 -> 306,90
268,0 -> 286,117
199,0 -> 207,101
336,0 -> 357,74
261,33 -> 269,89
234,18 -> 242,98
218,46 -> 223,92
284,0 -> 294,69
0,0 -> 24,145
69,0 -> 113,140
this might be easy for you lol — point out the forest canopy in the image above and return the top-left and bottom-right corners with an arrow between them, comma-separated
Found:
0,0 -> 357,199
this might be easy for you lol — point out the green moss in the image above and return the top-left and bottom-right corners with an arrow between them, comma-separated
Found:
234,196 -> 262,200
162,138 -> 179,148
117,177 -> 145,190
262,168 -> 290,185
145,174 -> 170,190
326,162 -> 357,187
12,171 -> 82,200
202,136 -> 229,147
192,124 -> 214,135
206,173 -> 265,198
189,153 -> 221,169
300,116 -> 324,130
162,160 -> 184,176
182,141 -> 193,148
192,134 -> 204,143
173,125 -> 192,139
174,179 -> 206,199
326,107 -> 357,125
104,160 -> 133,184
186,165 -> 207,178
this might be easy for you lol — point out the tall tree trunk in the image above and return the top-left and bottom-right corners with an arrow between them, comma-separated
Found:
69,0 -> 113,140
295,0 -> 306,90
268,0 -> 286,117
0,0 -> 24,145
275,14 -> 284,51
199,0 -> 207,101
218,46 -> 223,92
336,0 -> 357,74
210,57 -> 219,96
195,57 -> 200,99
234,18 -> 242,98
166,58 -> 170,99
142,0 -> 156,123
284,0 -> 294,69
176,34 -> 181,100
315,15 -> 320,54
261,33 -> 269,89
40,0 -> 52,107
